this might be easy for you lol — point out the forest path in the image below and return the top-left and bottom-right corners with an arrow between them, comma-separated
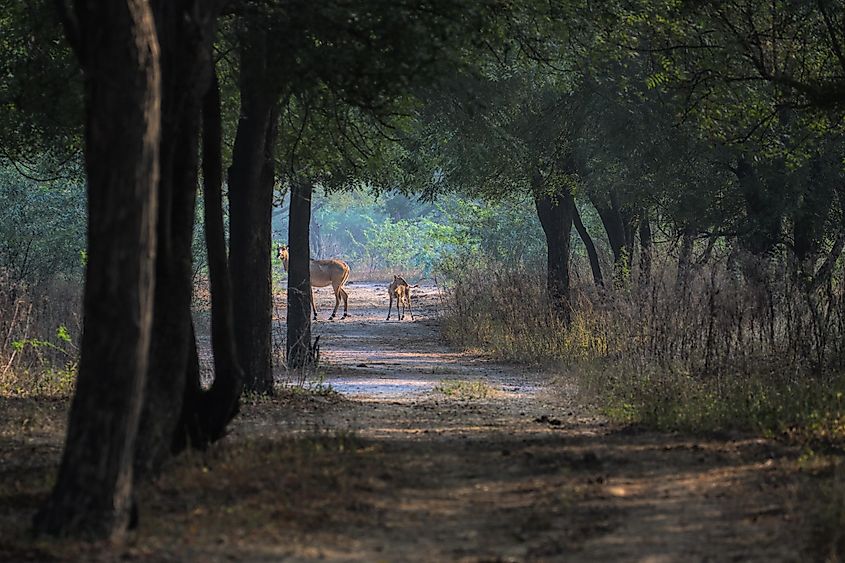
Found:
223,282 -> 801,561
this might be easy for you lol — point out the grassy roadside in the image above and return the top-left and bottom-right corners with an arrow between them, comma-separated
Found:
440,265 -> 845,558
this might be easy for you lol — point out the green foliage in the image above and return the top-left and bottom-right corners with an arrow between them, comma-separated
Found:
55,324 -> 71,344
359,218 -> 434,274
0,364 -> 76,397
275,189 -> 546,277
12,324 -> 76,362
437,195 -> 545,266
0,166 -> 86,283
443,256 -> 845,443
586,367 -> 845,439
0,0 -> 82,166
4,323 -> 77,397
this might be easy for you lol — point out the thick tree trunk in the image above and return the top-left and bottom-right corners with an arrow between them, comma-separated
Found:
176,65 -> 244,448
134,0 -> 217,479
287,180 -> 314,368
135,102 -> 199,477
734,154 -> 786,287
533,178 -> 574,325
571,196 -> 604,289
229,27 -> 276,394
33,0 -> 159,540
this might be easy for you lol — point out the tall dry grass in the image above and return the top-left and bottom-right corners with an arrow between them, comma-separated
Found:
0,271 -> 81,396
441,256 -> 845,436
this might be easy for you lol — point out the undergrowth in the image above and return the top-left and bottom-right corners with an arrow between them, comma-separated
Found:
1,274 -> 80,398
441,258 -> 845,443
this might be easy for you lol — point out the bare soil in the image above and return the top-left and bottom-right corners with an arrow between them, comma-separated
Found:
0,282 -> 812,561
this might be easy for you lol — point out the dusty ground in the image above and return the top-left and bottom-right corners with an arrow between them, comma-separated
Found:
0,281 -> 813,561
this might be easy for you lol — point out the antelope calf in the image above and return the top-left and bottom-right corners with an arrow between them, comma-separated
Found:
387,275 -> 414,321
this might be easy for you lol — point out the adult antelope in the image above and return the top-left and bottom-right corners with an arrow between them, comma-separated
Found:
387,275 -> 414,321
278,245 -> 350,320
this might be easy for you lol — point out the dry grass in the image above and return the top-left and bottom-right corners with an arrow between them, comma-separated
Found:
442,259 -> 845,440
0,272 -> 80,397
434,379 -> 499,399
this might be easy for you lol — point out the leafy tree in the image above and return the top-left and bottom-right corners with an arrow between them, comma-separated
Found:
601,1 -> 845,285
0,1 -> 82,170
0,168 -> 85,284
223,0 -> 513,370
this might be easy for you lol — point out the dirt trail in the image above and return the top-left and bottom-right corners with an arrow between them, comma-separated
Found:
225,282 -> 802,562
0,282 -> 810,562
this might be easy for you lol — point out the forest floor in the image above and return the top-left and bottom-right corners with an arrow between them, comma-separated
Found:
0,282 -> 820,561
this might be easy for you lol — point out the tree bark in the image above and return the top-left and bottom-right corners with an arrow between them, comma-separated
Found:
589,189 -> 635,287
33,0 -> 159,540
533,175 -> 574,325
571,196 -> 604,289
809,184 -> 845,292
134,0 -> 218,479
228,26 -> 276,394
638,213 -> 653,288
676,225 -> 696,291
177,64 -> 244,448
287,180 -> 314,368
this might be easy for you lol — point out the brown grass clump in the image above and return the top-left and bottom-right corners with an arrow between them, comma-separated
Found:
434,379 -> 500,399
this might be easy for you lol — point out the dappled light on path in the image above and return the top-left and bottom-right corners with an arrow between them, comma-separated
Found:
0,281 -> 805,561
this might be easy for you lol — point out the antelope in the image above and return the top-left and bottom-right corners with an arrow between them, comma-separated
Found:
278,245 -> 350,320
387,275 -> 414,321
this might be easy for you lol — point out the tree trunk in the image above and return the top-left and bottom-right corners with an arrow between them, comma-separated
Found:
793,153 -> 833,277
736,153 -> 783,257
809,184 -> 845,292
134,0 -> 218,479
638,214 -> 653,288
33,0 -> 159,540
228,26 -> 276,394
676,225 -> 695,291
287,180 -> 314,368
533,177 -> 574,325
571,196 -> 604,289
589,189 -> 635,286
177,64 -> 244,448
